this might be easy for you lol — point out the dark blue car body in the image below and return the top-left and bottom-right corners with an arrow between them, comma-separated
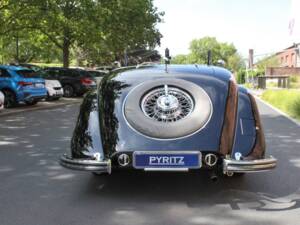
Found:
60,64 -> 276,177
0,65 -> 47,107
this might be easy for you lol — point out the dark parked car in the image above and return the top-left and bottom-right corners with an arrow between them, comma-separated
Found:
86,70 -> 109,84
43,67 -> 96,97
18,63 -> 42,72
60,64 -> 277,179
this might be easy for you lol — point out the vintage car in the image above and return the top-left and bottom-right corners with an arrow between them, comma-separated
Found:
60,64 -> 277,179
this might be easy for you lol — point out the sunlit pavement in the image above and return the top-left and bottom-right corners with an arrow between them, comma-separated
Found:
0,101 -> 300,225
0,97 -> 82,117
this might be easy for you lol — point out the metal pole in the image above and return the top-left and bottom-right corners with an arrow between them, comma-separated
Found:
16,33 -> 19,63
207,50 -> 212,65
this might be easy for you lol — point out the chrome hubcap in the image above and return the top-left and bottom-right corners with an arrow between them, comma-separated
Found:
141,85 -> 194,122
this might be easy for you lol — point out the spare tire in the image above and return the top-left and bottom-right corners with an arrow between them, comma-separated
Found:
124,78 -> 212,139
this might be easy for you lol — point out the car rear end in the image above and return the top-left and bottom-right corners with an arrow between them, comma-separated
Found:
60,65 -> 276,178
14,69 -> 47,103
78,71 -> 97,95
45,79 -> 63,99
0,91 -> 4,110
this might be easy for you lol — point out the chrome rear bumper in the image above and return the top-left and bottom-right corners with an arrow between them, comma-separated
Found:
60,154 -> 111,174
223,156 -> 277,173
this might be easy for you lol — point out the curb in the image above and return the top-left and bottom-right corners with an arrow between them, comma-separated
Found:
255,97 -> 300,127
0,100 -> 81,117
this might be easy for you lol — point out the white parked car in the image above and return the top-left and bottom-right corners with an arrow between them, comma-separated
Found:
0,90 -> 4,110
44,79 -> 64,100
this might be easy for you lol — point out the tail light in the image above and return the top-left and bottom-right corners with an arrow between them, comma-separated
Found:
18,81 -> 33,86
80,78 -> 95,85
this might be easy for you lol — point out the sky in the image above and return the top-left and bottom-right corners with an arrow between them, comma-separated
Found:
154,0 -> 299,60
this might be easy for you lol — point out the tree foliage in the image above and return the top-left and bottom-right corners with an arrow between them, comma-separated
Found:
172,36 -> 245,72
0,0 -> 163,67
255,56 -> 279,71
171,54 -> 189,64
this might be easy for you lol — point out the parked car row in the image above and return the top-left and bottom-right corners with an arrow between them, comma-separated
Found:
42,67 -> 97,97
0,64 -> 109,109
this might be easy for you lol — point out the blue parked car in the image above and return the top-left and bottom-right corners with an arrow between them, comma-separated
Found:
0,65 -> 47,108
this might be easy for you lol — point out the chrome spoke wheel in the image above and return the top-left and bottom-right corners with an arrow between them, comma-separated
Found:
141,85 -> 194,122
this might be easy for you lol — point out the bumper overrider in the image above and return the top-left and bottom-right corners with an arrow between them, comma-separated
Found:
60,154 -> 111,174
223,156 -> 277,173
60,153 -> 276,174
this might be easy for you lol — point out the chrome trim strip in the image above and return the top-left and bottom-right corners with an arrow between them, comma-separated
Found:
132,151 -> 202,169
144,168 -> 189,172
223,156 -> 277,173
60,154 -> 111,173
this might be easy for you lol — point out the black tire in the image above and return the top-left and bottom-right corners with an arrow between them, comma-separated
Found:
45,92 -> 52,101
92,172 -> 109,176
124,78 -> 212,139
223,172 -> 245,178
25,99 -> 38,106
3,90 -> 17,108
63,84 -> 74,97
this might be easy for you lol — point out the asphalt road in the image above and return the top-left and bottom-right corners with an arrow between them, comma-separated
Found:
0,100 -> 300,225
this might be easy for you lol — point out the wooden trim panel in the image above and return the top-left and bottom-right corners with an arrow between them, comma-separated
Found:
219,80 -> 238,156
246,94 -> 266,159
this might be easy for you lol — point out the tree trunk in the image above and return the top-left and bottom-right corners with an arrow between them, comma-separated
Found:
63,37 -> 70,68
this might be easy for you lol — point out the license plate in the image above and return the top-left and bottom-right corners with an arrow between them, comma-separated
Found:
34,83 -> 44,88
133,151 -> 201,169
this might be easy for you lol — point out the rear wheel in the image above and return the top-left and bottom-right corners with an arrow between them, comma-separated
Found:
3,90 -> 17,108
63,85 -> 74,97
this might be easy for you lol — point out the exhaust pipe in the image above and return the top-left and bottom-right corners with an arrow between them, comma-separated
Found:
209,171 -> 218,182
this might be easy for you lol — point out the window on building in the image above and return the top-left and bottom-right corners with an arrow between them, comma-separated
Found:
291,53 -> 295,66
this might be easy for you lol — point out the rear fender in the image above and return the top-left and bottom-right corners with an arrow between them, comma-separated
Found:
232,87 -> 265,159
70,91 -> 105,160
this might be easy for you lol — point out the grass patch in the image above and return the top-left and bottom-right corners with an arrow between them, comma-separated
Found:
243,82 -> 254,89
261,89 -> 300,120
289,76 -> 300,89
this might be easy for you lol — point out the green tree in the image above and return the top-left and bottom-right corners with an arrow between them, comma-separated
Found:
184,36 -> 244,72
171,54 -> 188,64
256,56 -> 279,71
227,53 -> 245,72
0,0 -> 163,67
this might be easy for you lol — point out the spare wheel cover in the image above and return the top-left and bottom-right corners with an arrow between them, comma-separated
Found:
124,78 -> 212,139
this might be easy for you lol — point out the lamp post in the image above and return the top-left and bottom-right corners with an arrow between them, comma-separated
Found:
16,32 -> 19,63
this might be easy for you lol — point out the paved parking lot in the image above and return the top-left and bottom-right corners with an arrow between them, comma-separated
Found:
0,98 -> 82,117
0,101 -> 300,225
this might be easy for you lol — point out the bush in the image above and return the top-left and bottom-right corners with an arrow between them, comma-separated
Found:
290,97 -> 300,118
262,90 -> 300,120
289,75 -> 300,89
236,70 -> 246,84
236,69 -> 265,84
248,69 -> 264,78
